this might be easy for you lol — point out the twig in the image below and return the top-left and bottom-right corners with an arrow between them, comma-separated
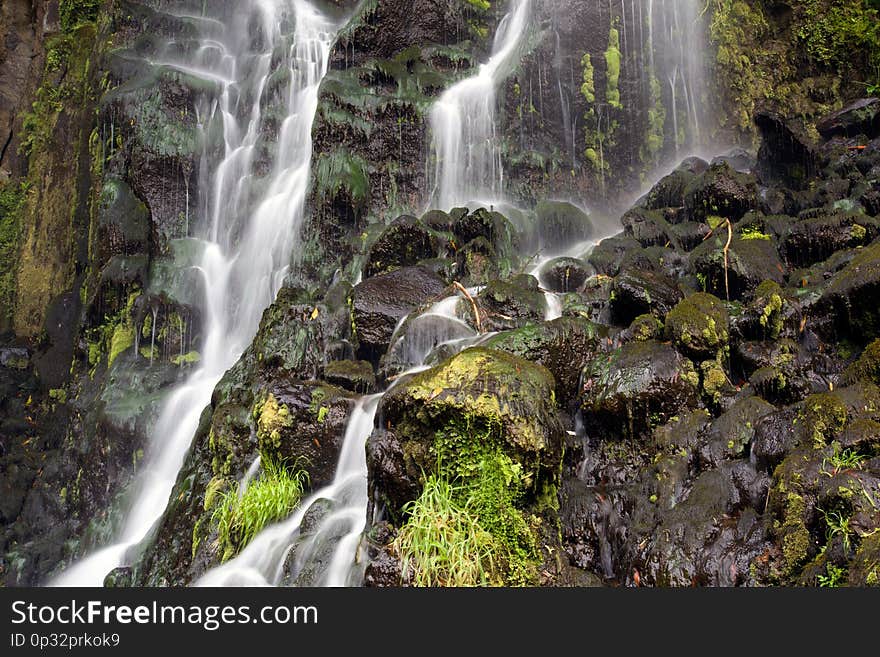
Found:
454,281 -> 482,333
723,218 -> 732,302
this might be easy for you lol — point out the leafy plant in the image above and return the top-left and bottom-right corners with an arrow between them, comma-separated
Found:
212,459 -> 308,562
818,562 -> 847,587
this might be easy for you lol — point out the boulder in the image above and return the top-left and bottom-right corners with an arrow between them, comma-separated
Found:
816,241 -> 880,341
664,292 -> 730,359
351,266 -> 447,363
475,274 -> 546,331
534,200 -> 592,251
365,215 -> 437,277
610,269 -> 683,325
538,257 -> 594,293
816,98 -> 880,140
581,340 -> 700,439
684,162 -> 759,223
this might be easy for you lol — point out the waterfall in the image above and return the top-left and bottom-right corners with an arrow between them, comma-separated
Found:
51,0 -> 338,586
428,0 -> 532,210
650,0 -> 708,153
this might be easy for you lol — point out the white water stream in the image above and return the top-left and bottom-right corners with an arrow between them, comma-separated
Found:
53,0 -> 338,586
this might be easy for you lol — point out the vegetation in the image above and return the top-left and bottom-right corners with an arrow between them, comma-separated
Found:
212,459 -> 308,562
0,183 -> 27,327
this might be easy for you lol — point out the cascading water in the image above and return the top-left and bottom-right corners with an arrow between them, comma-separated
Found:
429,0 -> 532,210
649,0 -> 708,153
52,0 -> 338,586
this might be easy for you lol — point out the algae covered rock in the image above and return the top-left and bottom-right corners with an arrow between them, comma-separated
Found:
364,215 -> 437,278
538,257 -> 594,293
610,268 -> 683,325
684,162 -> 759,223
690,230 -> 785,300
370,347 -> 565,514
816,97 -> 880,140
664,292 -> 730,359
581,340 -> 700,439
475,274 -> 546,331
816,240 -> 880,341
534,200 -> 592,251
484,317 -> 611,407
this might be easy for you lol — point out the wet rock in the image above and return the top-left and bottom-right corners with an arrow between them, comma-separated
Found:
711,147 -> 755,173
780,211 -> 878,268
97,179 -> 151,261
581,340 -> 700,439
815,241 -> 880,342
690,230 -> 785,301
816,97 -> 880,140
374,347 -> 565,515
351,266 -> 446,364
664,292 -> 729,360
104,567 -> 133,588
534,200 -> 592,251
538,257 -> 594,293
254,382 -> 354,489
0,347 -> 29,370
475,274 -> 546,331
251,285 -> 326,379
588,235 -> 641,276
621,207 -> 674,248
638,158 -> 707,211
366,428 -> 421,523
610,269 -> 683,326
323,359 -> 375,394
484,317 -> 611,408
622,314 -> 663,342
754,110 -> 818,188
684,162 -> 759,223
365,215 -> 437,278
698,396 -> 775,468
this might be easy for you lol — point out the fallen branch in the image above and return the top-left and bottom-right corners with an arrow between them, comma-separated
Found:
723,218 -> 732,302
454,281 -> 482,333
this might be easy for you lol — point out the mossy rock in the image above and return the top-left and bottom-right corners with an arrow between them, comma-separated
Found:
97,178 -> 150,261
533,200 -> 592,251
625,313 -> 663,342
818,241 -> 880,342
364,215 -> 437,278
684,161 -> 759,223
638,161 -> 704,212
816,98 -> 880,140
621,207 -> 675,248
587,235 -> 642,276
699,396 -> 775,467
610,268 -> 683,326
323,359 -> 376,394
779,212 -> 879,268
374,347 -> 565,512
581,340 -> 700,439
475,274 -> 546,331
848,531 -> 880,586
690,231 -> 785,301
664,293 -> 730,359
484,317 -> 610,408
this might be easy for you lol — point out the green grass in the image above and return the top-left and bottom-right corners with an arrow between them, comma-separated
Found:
822,444 -> 867,477
821,508 -> 854,554
212,459 -> 308,562
394,473 -> 498,587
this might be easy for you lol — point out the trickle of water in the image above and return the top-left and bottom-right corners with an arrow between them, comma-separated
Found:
52,0 -> 339,586
429,0 -> 532,210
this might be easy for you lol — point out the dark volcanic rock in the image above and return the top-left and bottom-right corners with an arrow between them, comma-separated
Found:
816,98 -> 880,140
352,266 -> 446,363
684,162 -> 759,223
610,269 -> 683,325
365,215 -> 437,278
581,340 -> 700,439
538,257 -> 594,293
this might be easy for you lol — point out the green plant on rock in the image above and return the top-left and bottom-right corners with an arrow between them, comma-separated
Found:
59,0 -> 101,32
821,508 -> 854,554
212,459 -> 308,562
817,562 -> 847,587
395,473 -> 498,587
604,27 -> 622,109
822,444 -> 867,477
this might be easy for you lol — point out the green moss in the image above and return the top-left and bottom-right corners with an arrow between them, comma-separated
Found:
754,279 -> 784,338
640,75 -> 666,168
604,27 -> 622,109
0,182 -> 28,327
255,394 -> 293,457
664,293 -> 730,358
800,393 -> 848,448
781,492 -> 812,575
171,350 -> 201,366
108,323 -> 134,367
701,359 -> 728,406
629,313 -> 663,341
48,388 -> 68,404
843,338 -> 880,385
59,0 -> 100,32
580,53 -> 595,104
